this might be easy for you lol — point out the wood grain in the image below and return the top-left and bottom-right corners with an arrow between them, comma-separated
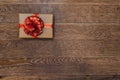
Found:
0,23 -> 120,40
0,0 -> 120,5
0,56 -> 119,75
0,4 -> 120,23
0,40 -> 120,58
0,0 -> 120,79
0,75 -> 120,80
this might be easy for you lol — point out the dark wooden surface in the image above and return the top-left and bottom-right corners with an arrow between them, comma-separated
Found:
0,0 -> 120,80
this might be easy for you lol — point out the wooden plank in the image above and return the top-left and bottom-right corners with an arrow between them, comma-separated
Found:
0,0 -> 120,5
0,75 -> 120,80
0,4 -> 119,23
0,40 -> 120,58
0,76 -> 48,80
55,23 -> 120,40
0,23 -> 120,40
0,57 -> 119,75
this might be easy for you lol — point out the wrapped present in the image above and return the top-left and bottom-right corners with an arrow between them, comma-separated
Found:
19,13 -> 53,38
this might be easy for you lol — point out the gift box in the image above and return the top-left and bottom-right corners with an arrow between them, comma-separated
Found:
19,13 -> 53,38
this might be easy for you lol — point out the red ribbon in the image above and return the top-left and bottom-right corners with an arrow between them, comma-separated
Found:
19,14 -> 52,38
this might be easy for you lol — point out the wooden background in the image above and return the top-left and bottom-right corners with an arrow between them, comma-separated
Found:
0,0 -> 120,80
